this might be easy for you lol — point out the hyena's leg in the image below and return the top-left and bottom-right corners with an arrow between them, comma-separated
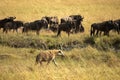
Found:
52,59 -> 57,66
47,60 -> 51,65
39,61 -> 42,66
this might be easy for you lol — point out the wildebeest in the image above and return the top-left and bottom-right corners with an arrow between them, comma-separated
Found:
114,19 -> 120,33
42,16 -> 59,25
50,16 -> 59,25
22,19 -> 48,35
57,21 -> 76,37
60,17 -> 73,23
3,20 -> 23,33
90,20 -> 119,36
35,49 -> 65,66
61,15 -> 84,33
49,24 -> 59,32
42,16 -> 51,24
69,15 -> 84,33
0,16 -> 16,29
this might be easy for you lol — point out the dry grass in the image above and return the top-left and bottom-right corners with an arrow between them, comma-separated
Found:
0,46 -> 120,80
0,0 -> 120,80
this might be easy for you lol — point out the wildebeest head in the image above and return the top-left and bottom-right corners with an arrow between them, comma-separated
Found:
42,16 -> 52,24
105,20 -> 119,34
111,21 -> 119,34
41,19 -> 48,29
50,16 -> 59,25
70,15 -> 84,21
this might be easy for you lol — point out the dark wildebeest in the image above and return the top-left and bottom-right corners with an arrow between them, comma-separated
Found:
22,19 -> 48,35
61,15 -> 84,33
49,24 -> 59,32
57,21 -> 76,37
42,16 -> 59,25
114,19 -> 120,33
0,16 -> 16,29
42,16 -> 59,32
42,16 -> 51,24
35,49 -> 65,66
3,21 -> 23,33
69,15 -> 84,33
90,20 -> 119,36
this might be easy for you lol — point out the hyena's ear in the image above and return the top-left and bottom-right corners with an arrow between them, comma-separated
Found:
58,50 -> 62,53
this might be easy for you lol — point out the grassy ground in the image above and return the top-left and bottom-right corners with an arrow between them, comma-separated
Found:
0,0 -> 120,80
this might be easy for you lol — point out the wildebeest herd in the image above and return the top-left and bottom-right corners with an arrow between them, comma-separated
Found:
0,15 -> 120,36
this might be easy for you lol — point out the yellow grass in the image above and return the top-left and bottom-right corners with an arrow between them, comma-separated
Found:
0,0 -> 120,80
0,46 -> 120,80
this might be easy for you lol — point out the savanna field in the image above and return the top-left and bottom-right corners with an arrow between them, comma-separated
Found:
0,0 -> 120,80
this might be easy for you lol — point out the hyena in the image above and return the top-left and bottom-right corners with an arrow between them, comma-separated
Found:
35,50 -> 64,66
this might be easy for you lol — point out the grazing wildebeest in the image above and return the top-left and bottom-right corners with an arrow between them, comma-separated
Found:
22,19 -> 48,35
69,15 -> 84,33
61,15 -> 84,33
3,20 -> 23,33
0,16 -> 16,29
57,21 -> 76,37
90,20 -> 119,36
35,49 -> 65,66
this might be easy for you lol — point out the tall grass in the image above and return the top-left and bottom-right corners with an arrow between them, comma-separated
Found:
0,0 -> 120,80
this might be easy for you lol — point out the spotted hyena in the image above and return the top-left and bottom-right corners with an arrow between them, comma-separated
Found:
35,49 -> 64,66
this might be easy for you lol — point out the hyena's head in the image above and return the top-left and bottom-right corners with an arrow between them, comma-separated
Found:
57,50 -> 65,57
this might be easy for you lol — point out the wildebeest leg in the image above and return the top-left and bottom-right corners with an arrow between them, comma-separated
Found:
104,31 -> 106,35
57,30 -> 61,37
15,29 -> 18,33
92,29 -> 95,36
39,61 -> 42,66
96,30 -> 99,36
16,29 -> 19,33
106,31 -> 109,36
104,31 -> 108,36
52,59 -> 57,66
3,28 -> 8,33
68,32 -> 70,37
99,31 -> 102,36
47,60 -> 51,65
36,30 -> 39,35
3,28 -> 6,33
